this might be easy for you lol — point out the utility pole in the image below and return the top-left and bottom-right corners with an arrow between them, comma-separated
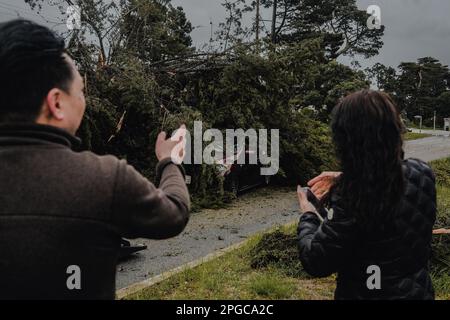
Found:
271,0 -> 278,43
208,19 -> 214,53
255,0 -> 260,51
209,20 -> 213,45
434,110 -> 437,132
415,115 -> 423,134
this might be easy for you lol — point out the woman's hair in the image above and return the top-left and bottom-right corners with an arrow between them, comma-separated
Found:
331,90 -> 405,229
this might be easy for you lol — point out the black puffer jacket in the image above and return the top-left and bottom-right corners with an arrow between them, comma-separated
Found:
297,158 -> 436,300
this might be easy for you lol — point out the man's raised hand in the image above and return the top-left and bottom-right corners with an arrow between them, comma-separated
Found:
155,124 -> 187,164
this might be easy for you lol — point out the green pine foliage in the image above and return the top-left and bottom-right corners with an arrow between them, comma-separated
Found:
25,0 -> 375,208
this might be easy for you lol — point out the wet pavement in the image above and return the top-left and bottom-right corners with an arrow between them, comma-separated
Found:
116,188 -> 298,289
404,135 -> 450,162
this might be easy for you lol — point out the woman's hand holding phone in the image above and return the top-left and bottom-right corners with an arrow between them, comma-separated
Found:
297,186 -> 319,215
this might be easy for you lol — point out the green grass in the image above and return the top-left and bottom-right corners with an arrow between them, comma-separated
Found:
430,160 -> 450,301
404,132 -> 432,141
127,224 -> 335,300
248,272 -> 296,299
429,158 -> 450,299
431,158 -> 450,187
432,273 -> 450,300
127,159 -> 450,301
127,222 -> 448,300
408,123 -> 434,130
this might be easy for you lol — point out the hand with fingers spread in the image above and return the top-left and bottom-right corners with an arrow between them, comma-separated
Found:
307,171 -> 342,200
155,124 -> 187,163
297,186 -> 318,215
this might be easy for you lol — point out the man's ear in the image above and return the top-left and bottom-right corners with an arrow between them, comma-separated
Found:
45,88 -> 65,121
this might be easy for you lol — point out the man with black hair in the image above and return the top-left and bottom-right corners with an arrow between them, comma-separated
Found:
0,19 -> 190,300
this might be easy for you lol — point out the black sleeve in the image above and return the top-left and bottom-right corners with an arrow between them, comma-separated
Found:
297,198 -> 355,278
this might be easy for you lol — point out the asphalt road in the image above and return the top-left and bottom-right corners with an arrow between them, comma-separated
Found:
116,135 -> 450,290
116,188 -> 299,290
404,135 -> 450,162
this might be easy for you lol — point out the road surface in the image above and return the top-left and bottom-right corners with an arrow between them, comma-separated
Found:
404,135 -> 450,162
116,135 -> 450,290
116,188 -> 298,289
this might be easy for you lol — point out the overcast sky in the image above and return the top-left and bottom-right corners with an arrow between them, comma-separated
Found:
1,0 -> 449,70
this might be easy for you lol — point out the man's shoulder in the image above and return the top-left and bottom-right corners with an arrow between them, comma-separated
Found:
63,149 -> 124,178
73,150 -> 120,165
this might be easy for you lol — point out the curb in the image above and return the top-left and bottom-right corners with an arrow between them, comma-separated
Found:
116,219 -> 298,300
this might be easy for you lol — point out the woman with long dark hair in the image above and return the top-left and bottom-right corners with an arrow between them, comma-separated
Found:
297,90 -> 436,300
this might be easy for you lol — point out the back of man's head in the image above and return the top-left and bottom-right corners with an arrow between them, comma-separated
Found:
0,19 -> 73,123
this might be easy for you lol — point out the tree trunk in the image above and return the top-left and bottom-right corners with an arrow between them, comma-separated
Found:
271,0 -> 278,43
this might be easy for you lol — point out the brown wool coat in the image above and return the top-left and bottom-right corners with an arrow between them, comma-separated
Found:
0,123 -> 190,300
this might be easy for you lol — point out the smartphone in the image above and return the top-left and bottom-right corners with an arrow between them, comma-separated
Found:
302,187 -> 328,219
